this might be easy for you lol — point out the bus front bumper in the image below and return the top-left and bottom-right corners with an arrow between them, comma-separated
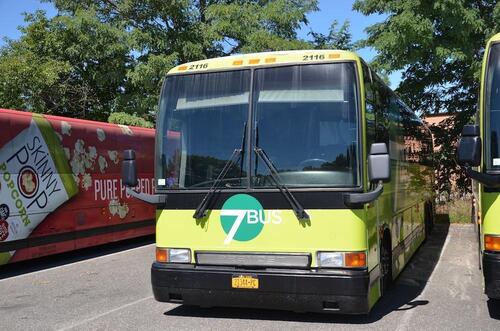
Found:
483,251 -> 500,299
151,263 -> 371,314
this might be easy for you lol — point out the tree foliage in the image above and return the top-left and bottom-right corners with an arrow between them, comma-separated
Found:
354,0 -> 500,199
0,0 -> 357,127
0,10 -> 129,120
309,20 -> 353,50
108,112 -> 154,128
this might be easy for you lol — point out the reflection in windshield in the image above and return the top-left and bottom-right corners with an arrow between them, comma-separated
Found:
156,62 -> 360,190
253,63 -> 359,187
486,43 -> 500,170
156,70 -> 250,189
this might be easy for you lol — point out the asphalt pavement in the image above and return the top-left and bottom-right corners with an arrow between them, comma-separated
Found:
1,224 -> 500,331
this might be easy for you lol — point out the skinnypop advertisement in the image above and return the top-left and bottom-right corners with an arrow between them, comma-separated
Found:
0,109 -> 155,265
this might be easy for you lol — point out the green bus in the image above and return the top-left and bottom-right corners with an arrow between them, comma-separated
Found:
122,50 -> 434,314
458,32 -> 500,300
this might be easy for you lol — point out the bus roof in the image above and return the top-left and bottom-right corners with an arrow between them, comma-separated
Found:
490,32 -> 500,43
167,50 -> 360,75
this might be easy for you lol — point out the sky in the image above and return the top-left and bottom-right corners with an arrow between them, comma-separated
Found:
0,0 -> 401,86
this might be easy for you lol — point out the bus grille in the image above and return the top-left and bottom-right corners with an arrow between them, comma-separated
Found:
195,252 -> 311,268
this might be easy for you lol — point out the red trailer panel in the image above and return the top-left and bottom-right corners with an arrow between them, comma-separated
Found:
0,109 -> 155,265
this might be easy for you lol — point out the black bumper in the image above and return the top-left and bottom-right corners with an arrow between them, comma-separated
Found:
483,251 -> 500,299
151,263 -> 371,314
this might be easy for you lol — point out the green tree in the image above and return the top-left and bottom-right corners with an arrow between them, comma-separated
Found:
108,112 -> 154,128
354,0 -> 500,198
0,10 -> 130,120
47,0 -> 318,117
309,20 -> 353,50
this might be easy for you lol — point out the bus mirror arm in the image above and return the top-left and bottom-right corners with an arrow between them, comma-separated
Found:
125,187 -> 167,206
464,166 -> 500,188
343,181 -> 383,208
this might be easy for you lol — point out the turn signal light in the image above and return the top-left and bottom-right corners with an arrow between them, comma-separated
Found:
345,252 -> 366,267
317,251 -> 367,268
156,248 -> 168,263
485,235 -> 500,251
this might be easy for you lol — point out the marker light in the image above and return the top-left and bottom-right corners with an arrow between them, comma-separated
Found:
485,235 -> 500,251
345,252 -> 366,267
156,248 -> 168,263
156,248 -> 191,263
317,251 -> 366,268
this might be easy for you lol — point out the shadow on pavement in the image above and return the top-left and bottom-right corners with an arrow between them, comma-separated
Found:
0,235 -> 154,280
164,221 -> 450,324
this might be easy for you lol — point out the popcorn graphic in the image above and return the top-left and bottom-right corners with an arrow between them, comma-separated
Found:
88,146 -> 97,159
73,174 -> 80,185
96,128 -> 106,142
108,150 -> 119,165
82,173 -> 92,191
75,139 -> 85,154
98,155 -> 108,173
108,199 -> 129,219
61,121 -> 71,136
118,125 -> 133,136
70,156 -> 85,176
117,203 -> 129,219
108,199 -> 119,216
82,153 -> 93,169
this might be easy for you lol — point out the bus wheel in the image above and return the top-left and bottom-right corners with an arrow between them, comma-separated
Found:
380,233 -> 393,295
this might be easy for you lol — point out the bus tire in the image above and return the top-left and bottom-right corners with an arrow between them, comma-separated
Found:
380,231 -> 393,295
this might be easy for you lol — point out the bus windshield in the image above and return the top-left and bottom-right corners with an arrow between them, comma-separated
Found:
156,70 -> 250,189
252,63 -> 359,187
486,43 -> 500,170
156,62 -> 359,189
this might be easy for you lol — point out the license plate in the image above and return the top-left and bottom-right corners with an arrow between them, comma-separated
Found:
232,275 -> 259,289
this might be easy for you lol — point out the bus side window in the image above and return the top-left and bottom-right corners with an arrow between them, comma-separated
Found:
362,62 -> 376,149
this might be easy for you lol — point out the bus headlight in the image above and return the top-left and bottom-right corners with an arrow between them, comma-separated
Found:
317,251 -> 366,268
156,248 -> 191,263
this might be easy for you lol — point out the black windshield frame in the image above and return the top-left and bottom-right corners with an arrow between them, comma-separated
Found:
485,42 -> 500,172
155,61 -> 363,193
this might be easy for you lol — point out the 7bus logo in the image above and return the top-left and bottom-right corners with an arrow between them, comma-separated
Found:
220,194 -> 282,245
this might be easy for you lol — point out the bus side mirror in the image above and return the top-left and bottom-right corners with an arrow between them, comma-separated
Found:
122,149 -> 138,187
457,125 -> 481,167
368,143 -> 390,183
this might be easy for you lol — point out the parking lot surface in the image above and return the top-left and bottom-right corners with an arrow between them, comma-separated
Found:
1,224 -> 500,330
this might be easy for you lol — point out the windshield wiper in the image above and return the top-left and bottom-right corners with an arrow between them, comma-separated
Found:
193,122 -> 247,219
193,148 -> 242,219
254,147 -> 310,221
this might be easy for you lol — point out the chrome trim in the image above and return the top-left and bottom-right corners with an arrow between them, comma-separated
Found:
196,251 -> 311,268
